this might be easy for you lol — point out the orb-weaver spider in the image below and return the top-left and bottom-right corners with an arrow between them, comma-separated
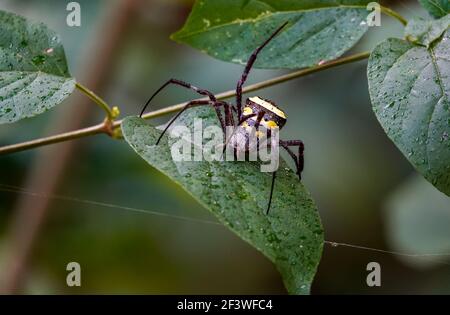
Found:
139,22 -> 304,214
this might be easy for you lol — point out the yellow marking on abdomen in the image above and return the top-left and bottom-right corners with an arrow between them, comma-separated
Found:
249,96 -> 287,119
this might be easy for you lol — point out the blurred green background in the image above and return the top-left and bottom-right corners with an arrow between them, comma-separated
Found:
0,0 -> 449,294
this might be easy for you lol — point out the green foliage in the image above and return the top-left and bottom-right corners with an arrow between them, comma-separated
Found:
419,0 -> 450,19
122,107 -> 324,294
172,0 -> 371,69
0,10 -> 75,124
368,17 -> 450,196
2,0 -> 450,295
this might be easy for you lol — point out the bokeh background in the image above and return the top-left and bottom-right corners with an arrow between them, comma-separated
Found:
0,0 -> 449,294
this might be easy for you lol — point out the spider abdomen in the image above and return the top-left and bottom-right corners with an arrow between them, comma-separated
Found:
242,96 -> 287,130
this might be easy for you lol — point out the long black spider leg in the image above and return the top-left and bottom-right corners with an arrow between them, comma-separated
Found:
156,100 -> 224,145
236,21 -> 288,118
139,79 -> 226,130
267,171 -> 277,215
280,140 -> 305,180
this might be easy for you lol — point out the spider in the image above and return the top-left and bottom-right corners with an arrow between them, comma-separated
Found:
139,22 -> 304,214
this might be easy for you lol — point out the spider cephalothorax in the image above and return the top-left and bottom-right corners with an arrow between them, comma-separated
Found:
139,22 -> 304,214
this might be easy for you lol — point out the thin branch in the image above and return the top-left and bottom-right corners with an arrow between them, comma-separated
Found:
0,51 -> 370,156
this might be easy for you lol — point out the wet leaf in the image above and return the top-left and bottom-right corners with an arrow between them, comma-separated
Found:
172,0 -> 372,69
122,107 -> 324,294
418,0 -> 449,19
0,10 -> 75,124
368,20 -> 450,196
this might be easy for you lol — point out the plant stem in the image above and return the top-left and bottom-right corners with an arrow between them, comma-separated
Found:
75,82 -> 115,119
0,51 -> 370,156
380,6 -> 407,26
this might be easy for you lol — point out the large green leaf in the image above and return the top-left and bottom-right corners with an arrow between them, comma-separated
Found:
122,107 -> 324,294
172,0 -> 371,69
368,17 -> 450,196
419,0 -> 450,19
0,10 -> 75,124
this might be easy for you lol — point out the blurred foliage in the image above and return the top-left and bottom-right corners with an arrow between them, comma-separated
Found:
384,174 -> 450,270
368,18 -> 450,196
0,0 -> 449,294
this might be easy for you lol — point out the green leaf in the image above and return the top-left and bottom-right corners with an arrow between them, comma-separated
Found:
171,0 -> 371,69
419,0 -> 450,19
384,175 -> 450,269
367,21 -> 450,196
0,10 -> 75,124
122,107 -> 324,294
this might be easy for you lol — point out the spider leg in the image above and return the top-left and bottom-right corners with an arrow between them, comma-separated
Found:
156,100 -> 226,145
266,171 -> 277,214
139,79 -> 226,130
221,114 -> 253,163
280,139 -> 304,180
236,21 -> 288,118
237,113 -> 257,126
